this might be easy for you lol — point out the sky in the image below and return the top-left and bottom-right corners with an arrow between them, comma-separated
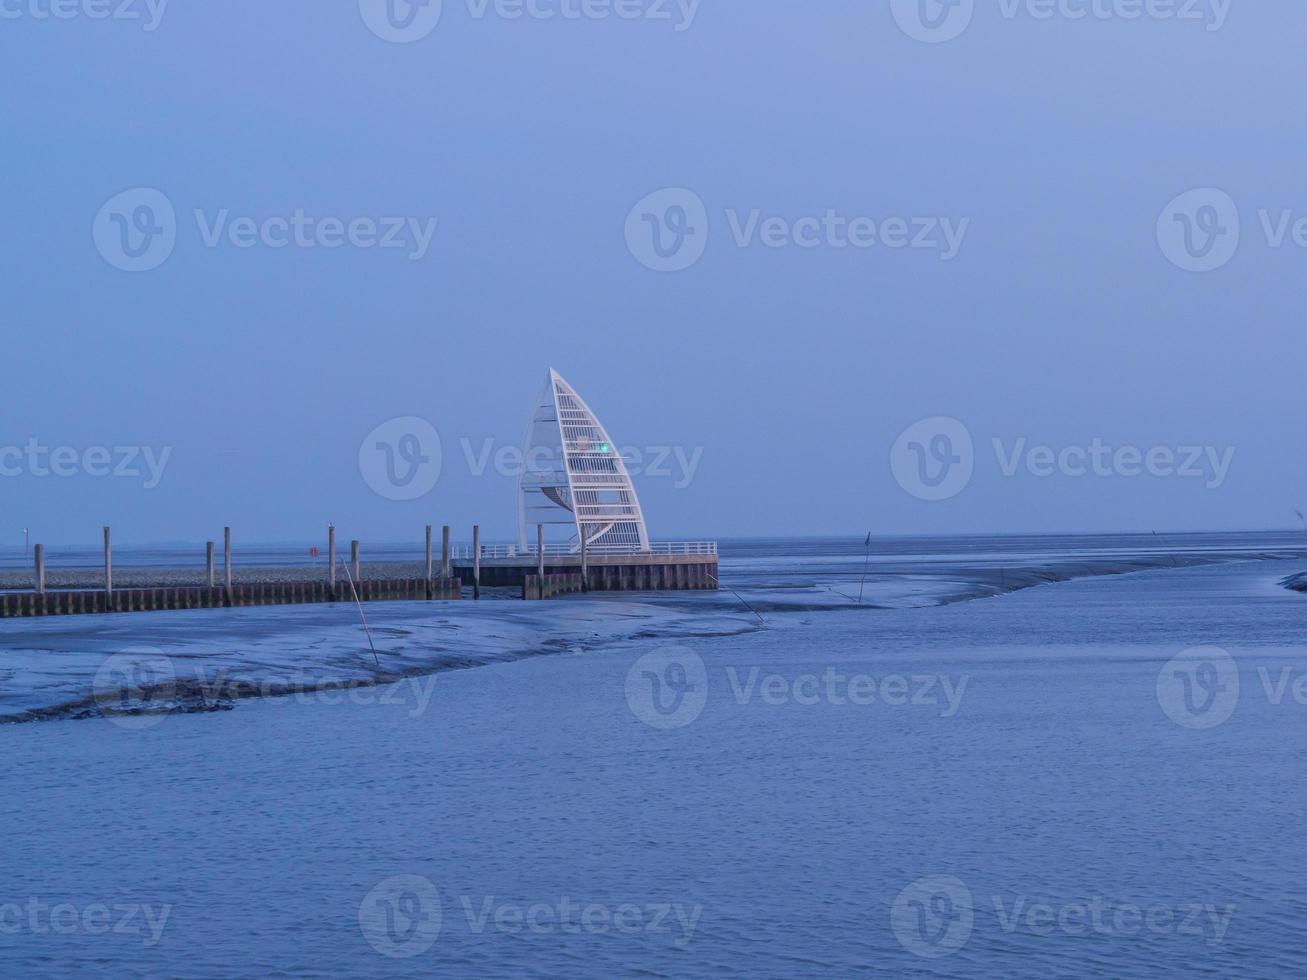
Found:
2,0 -> 1304,546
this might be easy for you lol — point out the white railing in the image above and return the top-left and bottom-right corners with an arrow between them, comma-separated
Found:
451,542 -> 717,560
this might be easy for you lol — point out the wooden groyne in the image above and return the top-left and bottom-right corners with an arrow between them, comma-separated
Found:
466,556 -> 718,591
523,573 -> 585,601
0,578 -> 461,619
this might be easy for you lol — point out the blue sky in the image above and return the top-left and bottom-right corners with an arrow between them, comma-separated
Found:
2,0 -> 1304,545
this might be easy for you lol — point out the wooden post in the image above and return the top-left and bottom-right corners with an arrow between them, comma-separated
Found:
103,526 -> 113,600
425,525 -> 433,584
351,540 -> 360,581
472,524 -> 481,600
537,524 -> 545,579
328,525 -> 336,591
223,526 -> 232,592
34,544 -> 45,595
206,541 -> 215,588
581,534 -> 588,592
441,525 -> 450,579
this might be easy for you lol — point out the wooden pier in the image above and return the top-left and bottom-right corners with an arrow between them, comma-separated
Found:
0,527 -> 719,618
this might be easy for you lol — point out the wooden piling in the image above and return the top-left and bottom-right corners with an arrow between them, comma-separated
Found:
473,524 -> 481,600
103,526 -> 113,599
351,540 -> 360,581
224,526 -> 233,593
442,525 -> 450,578
580,535 -> 588,592
328,525 -> 336,591
537,524 -> 545,579
425,525 -> 434,586
34,544 -> 45,595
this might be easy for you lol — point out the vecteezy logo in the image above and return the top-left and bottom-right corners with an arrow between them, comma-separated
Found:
359,0 -> 443,43
90,648 -> 178,731
890,875 -> 974,959
359,875 -> 442,958
92,188 -> 177,273
358,417 -> 442,501
1156,188 -> 1240,273
890,0 -> 974,43
625,646 -> 708,729
624,188 -> 709,273
1157,646 -> 1240,729
890,417 -> 974,501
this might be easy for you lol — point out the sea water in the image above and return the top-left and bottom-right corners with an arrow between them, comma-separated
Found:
1,535 -> 1304,977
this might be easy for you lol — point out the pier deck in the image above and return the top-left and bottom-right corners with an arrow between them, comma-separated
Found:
0,543 -> 719,618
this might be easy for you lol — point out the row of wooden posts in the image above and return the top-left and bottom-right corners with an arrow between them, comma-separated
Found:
26,523 -> 568,602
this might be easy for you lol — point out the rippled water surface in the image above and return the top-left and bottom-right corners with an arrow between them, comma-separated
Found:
1,535 -> 1305,978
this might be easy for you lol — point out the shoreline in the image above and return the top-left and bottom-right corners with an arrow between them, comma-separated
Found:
3,541 -> 1306,727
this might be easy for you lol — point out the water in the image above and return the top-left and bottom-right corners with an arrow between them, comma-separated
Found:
1,535 -> 1305,977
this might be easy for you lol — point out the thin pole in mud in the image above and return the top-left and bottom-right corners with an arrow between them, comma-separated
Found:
206,541 -> 215,588
425,525 -> 433,589
223,527 -> 233,594
339,559 -> 380,670
103,526 -> 113,600
537,524 -> 545,579
581,534 -> 588,592
34,543 -> 44,595
707,570 -> 765,625
1152,531 -> 1180,567
473,525 -> 481,600
858,532 -> 872,605
351,539 -> 360,581
441,525 -> 450,579
328,524 -> 336,593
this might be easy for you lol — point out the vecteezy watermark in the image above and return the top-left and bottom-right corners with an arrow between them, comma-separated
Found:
94,188 -> 438,272
90,652 -> 442,729
891,875 -> 1235,958
890,876 -> 975,958
1156,188 -> 1240,272
0,0 -> 169,30
1156,646 -> 1240,729
1157,187 -> 1307,273
360,875 -> 443,958
359,875 -> 704,956
724,667 -> 968,717
208,669 -> 441,719
92,188 -> 177,273
359,417 -> 443,501
625,647 -> 969,729
0,899 -> 172,947
358,0 -> 443,42
625,646 -> 709,729
91,649 -> 178,731
625,188 -> 968,272
359,0 -> 699,43
891,0 -> 1230,44
890,417 -> 975,502
891,417 -> 1236,501
1157,647 -> 1307,730
890,0 -> 974,43
0,440 -> 172,489
459,437 -> 705,489
457,896 -> 703,948
358,418 -> 705,499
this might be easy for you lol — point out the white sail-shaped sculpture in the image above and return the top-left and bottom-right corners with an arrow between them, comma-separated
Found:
518,369 -> 650,553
